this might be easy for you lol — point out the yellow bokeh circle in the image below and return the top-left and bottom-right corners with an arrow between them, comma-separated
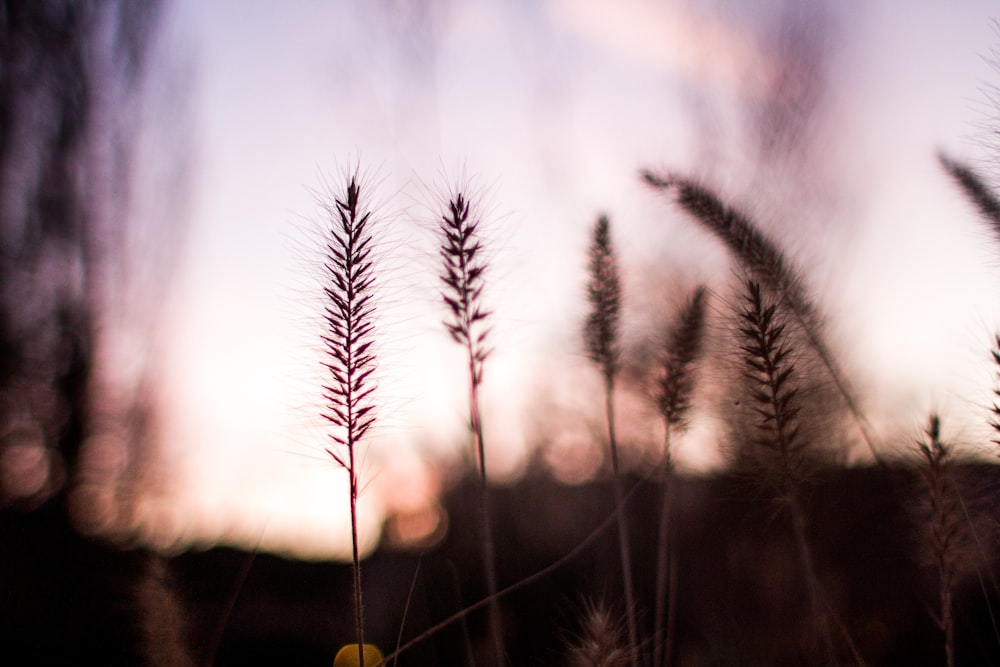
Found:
333,643 -> 384,667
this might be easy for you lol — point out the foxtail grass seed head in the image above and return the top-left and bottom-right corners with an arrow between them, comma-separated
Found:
737,279 -> 806,480
917,415 -> 960,569
321,176 -> 378,461
642,171 -> 812,322
564,602 -> 632,667
437,189 -> 505,665
318,172 -> 380,667
938,152 -> 1000,236
585,215 -> 622,381
644,168 -> 883,464
439,192 -> 492,383
657,285 -> 707,429
916,414 -> 959,667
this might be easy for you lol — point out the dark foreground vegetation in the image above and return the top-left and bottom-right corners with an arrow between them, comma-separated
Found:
5,463 -> 1000,665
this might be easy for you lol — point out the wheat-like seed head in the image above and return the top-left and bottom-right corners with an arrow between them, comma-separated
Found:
916,414 -> 960,666
584,215 -> 622,381
438,192 -> 492,383
564,602 -> 632,667
320,175 -> 378,466
657,285 -> 707,430
938,152 -> 1000,236
642,171 -> 814,323
737,278 -> 807,484
644,169 -> 885,465
917,415 -> 961,585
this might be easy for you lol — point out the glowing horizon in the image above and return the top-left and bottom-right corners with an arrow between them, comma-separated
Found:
129,0 -> 1000,560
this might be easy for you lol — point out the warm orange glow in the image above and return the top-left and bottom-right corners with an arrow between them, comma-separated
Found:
333,643 -> 384,667
0,437 -> 50,501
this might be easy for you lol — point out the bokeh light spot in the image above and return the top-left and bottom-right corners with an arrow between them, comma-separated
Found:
333,643 -> 383,667
383,503 -> 448,550
0,430 -> 51,502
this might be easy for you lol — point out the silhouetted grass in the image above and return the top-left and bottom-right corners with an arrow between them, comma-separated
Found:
583,214 -> 640,667
437,189 -> 504,666
916,414 -> 960,667
736,278 -> 837,663
642,171 -> 881,466
320,172 -> 380,667
652,285 -> 706,667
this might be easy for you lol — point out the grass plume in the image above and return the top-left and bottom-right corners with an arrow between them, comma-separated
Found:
652,285 -> 707,667
916,414 -> 960,667
565,602 -> 632,667
938,152 -> 1000,238
736,278 -> 836,663
320,173 -> 380,667
642,170 -> 881,465
583,214 -> 639,666
655,286 -> 708,432
737,279 -> 808,485
437,190 -> 504,666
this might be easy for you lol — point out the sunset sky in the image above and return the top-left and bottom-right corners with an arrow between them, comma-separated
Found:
134,0 -> 1000,559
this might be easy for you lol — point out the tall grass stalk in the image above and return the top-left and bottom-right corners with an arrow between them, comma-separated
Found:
320,174 -> 380,667
583,214 -> 639,666
642,171 -> 881,466
652,286 -> 706,667
916,415 -> 959,667
737,278 -> 836,664
438,191 -> 504,665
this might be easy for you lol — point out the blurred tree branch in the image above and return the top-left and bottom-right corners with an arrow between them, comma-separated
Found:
0,0 -> 180,526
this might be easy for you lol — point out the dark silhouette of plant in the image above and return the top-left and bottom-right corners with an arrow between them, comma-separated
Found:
938,152 -> 1000,238
437,190 -> 504,666
321,173 -> 380,667
583,214 -> 639,666
916,414 -> 961,667
653,285 -> 706,667
642,171 -> 880,467
736,278 -> 835,663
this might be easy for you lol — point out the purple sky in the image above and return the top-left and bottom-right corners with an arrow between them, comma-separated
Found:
136,0 -> 1000,558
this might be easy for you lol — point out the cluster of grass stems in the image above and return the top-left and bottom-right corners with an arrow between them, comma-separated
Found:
312,152 -> 1000,666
